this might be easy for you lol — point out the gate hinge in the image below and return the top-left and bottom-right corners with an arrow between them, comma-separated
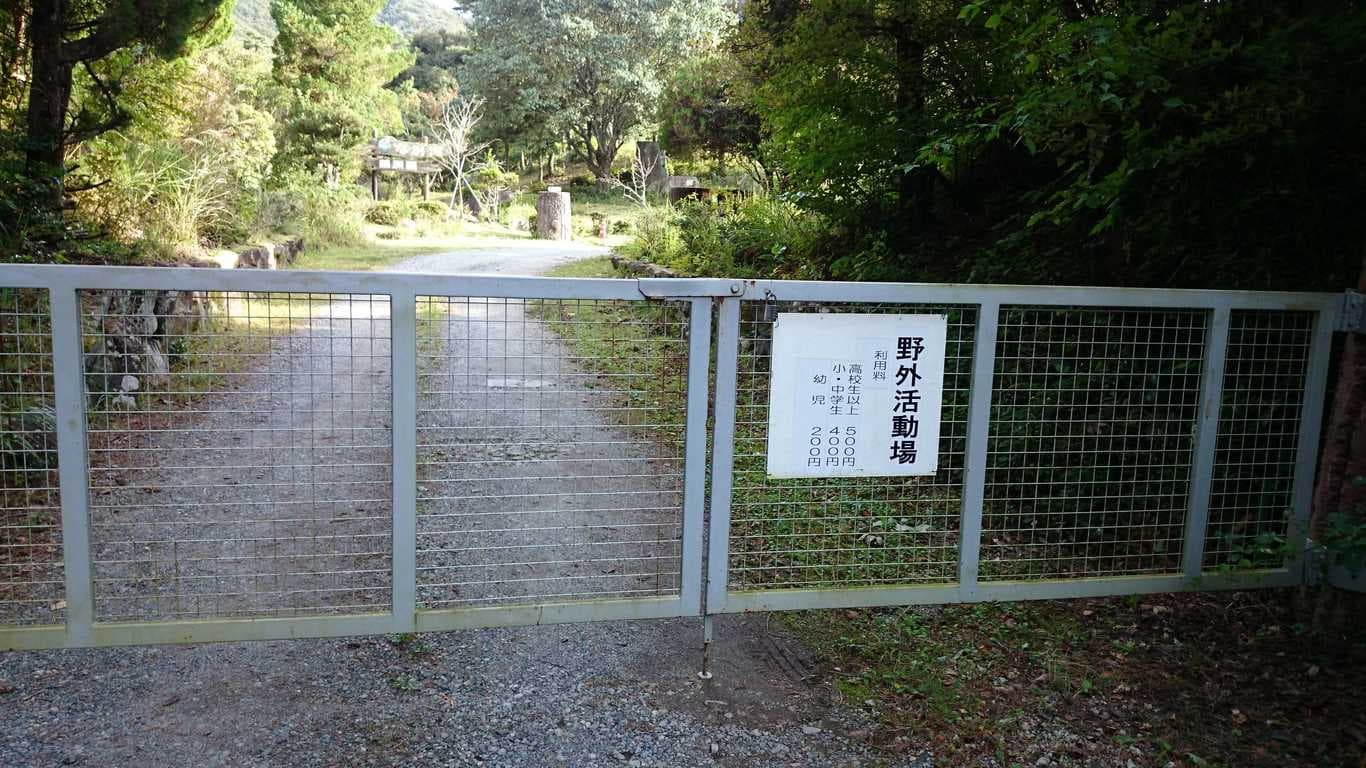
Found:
637,278 -> 747,299
1338,290 -> 1364,333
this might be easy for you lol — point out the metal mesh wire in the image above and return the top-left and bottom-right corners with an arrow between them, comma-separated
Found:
414,296 -> 689,608
81,290 -> 392,621
0,288 -> 62,626
979,307 -> 1206,580
1203,310 -> 1315,571
727,302 -> 977,590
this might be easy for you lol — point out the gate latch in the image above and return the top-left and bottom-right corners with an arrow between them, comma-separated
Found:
1338,290 -> 1364,334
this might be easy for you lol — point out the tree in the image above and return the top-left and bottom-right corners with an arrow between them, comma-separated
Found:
731,0 -> 1366,290
603,147 -> 660,208
930,0 -> 1366,289
270,0 -> 413,179
391,29 -> 469,95
464,0 -> 733,178
468,153 -> 517,221
657,54 -> 764,184
19,0 -> 230,202
732,0 -> 990,254
77,39 -> 278,247
433,92 -> 491,214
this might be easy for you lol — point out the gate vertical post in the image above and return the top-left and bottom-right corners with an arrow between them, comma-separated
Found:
705,297 -> 742,615
1182,305 -> 1230,580
390,290 -> 418,632
680,297 -> 713,615
50,286 -> 94,645
1284,307 -> 1338,580
957,301 -> 999,601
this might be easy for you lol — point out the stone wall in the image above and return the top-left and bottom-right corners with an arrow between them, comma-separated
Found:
205,236 -> 305,270
92,237 -> 306,405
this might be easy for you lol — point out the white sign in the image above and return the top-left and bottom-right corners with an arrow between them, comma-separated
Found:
765,313 -> 948,478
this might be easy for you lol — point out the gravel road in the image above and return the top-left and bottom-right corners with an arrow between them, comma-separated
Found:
1,241 -> 931,767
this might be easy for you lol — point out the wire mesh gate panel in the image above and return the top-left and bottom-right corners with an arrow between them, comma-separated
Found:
0,288 -> 61,627
726,301 -> 977,592
82,290 -> 394,622
0,266 -> 710,650
412,296 -> 692,609
0,265 -> 1343,649
705,282 -> 1338,614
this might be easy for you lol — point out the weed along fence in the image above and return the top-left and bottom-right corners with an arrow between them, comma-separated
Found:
0,263 -> 1345,656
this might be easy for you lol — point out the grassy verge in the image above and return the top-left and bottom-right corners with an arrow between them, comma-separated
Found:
293,221 -> 530,272
541,255 -> 623,279
528,256 -> 689,447
789,590 -> 1366,767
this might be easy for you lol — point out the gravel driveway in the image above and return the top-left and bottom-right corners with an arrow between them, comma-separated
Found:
1,241 -> 930,767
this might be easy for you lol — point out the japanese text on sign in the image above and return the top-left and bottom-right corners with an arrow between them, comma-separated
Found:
765,313 -> 948,478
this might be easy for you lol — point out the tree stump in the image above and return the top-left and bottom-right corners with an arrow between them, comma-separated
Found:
536,188 -> 572,240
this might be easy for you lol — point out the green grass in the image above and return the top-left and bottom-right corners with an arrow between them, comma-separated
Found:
510,188 -> 643,248
291,242 -> 445,272
527,257 -> 690,449
292,220 -> 530,272
541,255 -> 621,279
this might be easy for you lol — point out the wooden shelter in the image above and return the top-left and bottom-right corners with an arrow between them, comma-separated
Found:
365,136 -> 445,201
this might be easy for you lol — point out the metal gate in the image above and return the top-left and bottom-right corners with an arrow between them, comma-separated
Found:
0,264 -> 1343,650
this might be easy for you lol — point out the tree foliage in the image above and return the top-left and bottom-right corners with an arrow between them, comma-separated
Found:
14,0 -> 231,193
78,40 -> 277,247
657,55 -> 761,173
391,29 -> 469,95
270,0 -> 413,179
733,0 -> 1366,290
464,0 -> 733,177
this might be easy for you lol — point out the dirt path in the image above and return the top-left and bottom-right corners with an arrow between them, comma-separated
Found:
0,242 -> 929,767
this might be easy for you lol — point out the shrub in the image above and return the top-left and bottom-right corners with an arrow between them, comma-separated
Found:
625,196 -> 831,278
623,206 -> 683,265
502,202 -> 535,228
262,171 -> 365,247
365,201 -> 402,226
414,200 -> 448,220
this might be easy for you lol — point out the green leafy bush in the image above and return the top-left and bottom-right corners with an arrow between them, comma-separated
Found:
365,201 -> 403,226
622,206 -> 683,265
0,151 -> 77,263
414,200 -> 448,220
259,171 -> 365,247
501,201 -> 535,228
623,196 -> 832,278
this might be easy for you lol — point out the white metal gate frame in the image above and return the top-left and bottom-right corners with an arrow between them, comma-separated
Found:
0,264 -> 1345,652
702,279 -> 1342,615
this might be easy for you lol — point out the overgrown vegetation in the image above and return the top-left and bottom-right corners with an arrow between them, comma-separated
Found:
635,0 -> 1366,292
788,590 -> 1366,766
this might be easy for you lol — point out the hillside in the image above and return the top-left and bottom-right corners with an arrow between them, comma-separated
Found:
232,0 -> 466,42
379,0 -> 467,35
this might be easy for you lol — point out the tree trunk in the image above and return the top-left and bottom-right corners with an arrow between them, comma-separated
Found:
586,138 -> 619,179
892,25 -> 929,235
25,0 -> 73,204
535,189 -> 571,241
1311,255 -> 1366,545
636,141 -> 668,194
